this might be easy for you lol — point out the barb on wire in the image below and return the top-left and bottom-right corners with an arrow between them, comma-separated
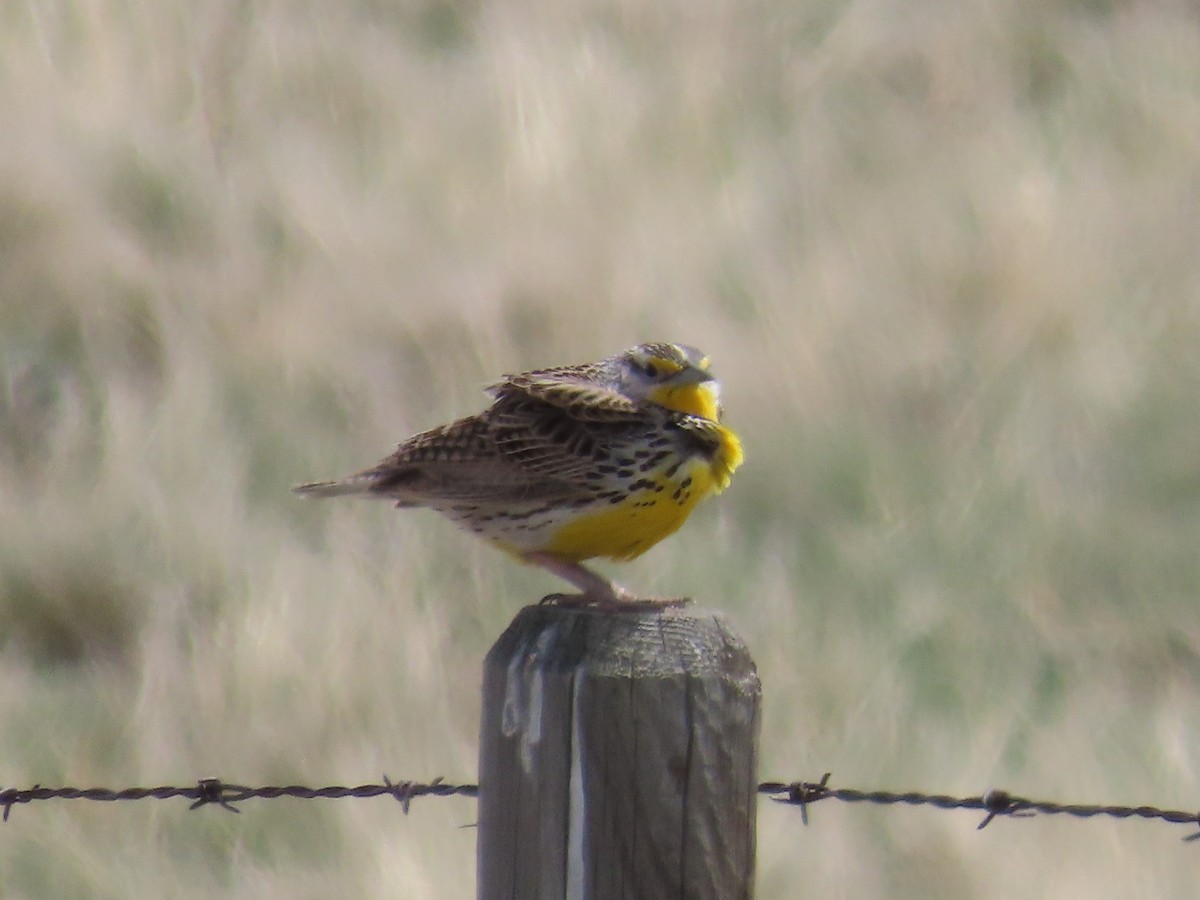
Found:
0,777 -> 478,821
758,774 -> 1200,841
3,774 -> 1198,840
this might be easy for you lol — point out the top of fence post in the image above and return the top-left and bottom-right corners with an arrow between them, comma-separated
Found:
477,602 -> 761,900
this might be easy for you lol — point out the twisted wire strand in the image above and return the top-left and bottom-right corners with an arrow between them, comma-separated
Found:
3,774 -> 1197,840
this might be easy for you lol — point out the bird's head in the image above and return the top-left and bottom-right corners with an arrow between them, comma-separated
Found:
613,342 -> 723,420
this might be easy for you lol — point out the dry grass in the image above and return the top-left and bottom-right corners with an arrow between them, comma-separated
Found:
3,0 -> 1200,896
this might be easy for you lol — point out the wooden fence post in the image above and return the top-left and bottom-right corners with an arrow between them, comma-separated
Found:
477,604 -> 761,900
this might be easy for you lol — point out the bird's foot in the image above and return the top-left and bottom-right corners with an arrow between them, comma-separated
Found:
525,553 -> 691,612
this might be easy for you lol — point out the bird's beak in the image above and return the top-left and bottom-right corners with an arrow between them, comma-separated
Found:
667,364 -> 715,386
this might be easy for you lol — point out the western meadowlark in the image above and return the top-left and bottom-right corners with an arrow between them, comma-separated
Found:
294,342 -> 743,605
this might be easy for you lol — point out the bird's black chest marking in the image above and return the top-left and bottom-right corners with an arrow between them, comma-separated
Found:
668,419 -> 720,461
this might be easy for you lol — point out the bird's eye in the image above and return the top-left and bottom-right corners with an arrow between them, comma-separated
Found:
643,361 -> 659,377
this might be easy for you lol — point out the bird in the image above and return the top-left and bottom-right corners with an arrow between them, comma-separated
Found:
294,342 -> 743,607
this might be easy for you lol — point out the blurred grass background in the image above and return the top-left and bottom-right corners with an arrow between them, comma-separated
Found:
2,0 -> 1200,896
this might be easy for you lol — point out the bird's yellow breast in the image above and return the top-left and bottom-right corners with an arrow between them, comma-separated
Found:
544,468 -> 709,562
543,422 -> 743,563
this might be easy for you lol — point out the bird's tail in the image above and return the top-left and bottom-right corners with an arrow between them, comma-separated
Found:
292,475 -> 381,499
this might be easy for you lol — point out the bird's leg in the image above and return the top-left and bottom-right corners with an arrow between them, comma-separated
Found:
524,553 -> 690,611
525,553 -> 627,607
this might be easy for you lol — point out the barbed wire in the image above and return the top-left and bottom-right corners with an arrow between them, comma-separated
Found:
0,777 -> 477,821
757,774 -> 1200,840
2,773 -> 1197,840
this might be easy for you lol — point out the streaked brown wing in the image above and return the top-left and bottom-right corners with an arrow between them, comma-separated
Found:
327,371 -> 659,505
483,393 -> 634,481
364,415 -> 583,504
486,374 -> 640,421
